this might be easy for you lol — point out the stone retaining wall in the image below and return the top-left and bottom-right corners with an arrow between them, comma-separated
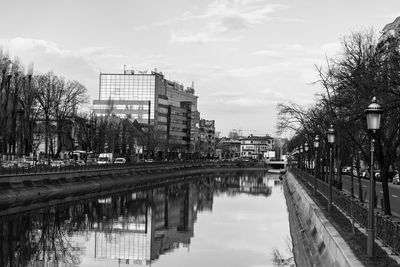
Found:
285,172 -> 363,267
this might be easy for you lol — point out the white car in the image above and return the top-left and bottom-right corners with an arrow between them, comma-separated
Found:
114,158 -> 126,164
50,160 -> 64,167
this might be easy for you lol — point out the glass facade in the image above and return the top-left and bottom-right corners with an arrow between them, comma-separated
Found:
93,71 -> 200,152
100,74 -> 155,102
97,74 -> 155,120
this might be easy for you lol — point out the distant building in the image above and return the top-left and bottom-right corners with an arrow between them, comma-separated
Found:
93,69 -> 200,157
216,137 -> 241,159
240,135 -> 274,159
377,16 -> 400,54
198,119 -> 215,158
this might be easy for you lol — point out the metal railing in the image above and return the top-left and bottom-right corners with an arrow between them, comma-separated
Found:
290,166 -> 400,255
0,159 -> 261,179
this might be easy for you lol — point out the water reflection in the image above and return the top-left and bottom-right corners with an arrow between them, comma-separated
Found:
0,171 -> 288,266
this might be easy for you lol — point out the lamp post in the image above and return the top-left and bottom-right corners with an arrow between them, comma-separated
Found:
296,146 -> 300,169
314,135 -> 320,196
33,135 -> 40,165
300,145 -> 304,182
365,97 -> 383,257
304,141 -> 309,169
305,141 -> 309,184
326,125 -> 336,212
17,107 -> 24,158
85,123 -> 91,164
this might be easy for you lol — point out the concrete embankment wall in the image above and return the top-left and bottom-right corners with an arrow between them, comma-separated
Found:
0,164 -> 261,215
284,172 -> 363,267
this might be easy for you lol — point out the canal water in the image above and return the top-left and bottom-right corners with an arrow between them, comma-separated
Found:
0,170 -> 293,267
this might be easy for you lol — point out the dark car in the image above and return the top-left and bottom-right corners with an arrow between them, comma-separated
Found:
341,166 -> 351,174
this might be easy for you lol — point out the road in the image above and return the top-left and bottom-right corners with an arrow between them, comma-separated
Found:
339,174 -> 400,216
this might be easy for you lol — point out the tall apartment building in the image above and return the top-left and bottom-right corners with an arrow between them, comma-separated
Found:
93,69 -> 200,155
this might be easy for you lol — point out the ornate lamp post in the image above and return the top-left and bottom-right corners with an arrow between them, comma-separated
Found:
313,135 -> 320,196
33,135 -> 40,165
299,145 -> 304,181
326,125 -> 336,212
304,141 -> 309,184
365,97 -> 383,257
85,122 -> 91,164
17,107 -> 24,157
304,141 -> 309,169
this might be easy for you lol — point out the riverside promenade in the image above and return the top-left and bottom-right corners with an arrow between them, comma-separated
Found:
287,167 -> 400,266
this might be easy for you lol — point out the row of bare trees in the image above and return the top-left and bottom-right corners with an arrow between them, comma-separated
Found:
277,28 -> 400,216
0,49 -> 182,163
0,50 -> 88,160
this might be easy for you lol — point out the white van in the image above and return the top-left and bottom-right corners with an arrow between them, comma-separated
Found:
98,153 -> 113,164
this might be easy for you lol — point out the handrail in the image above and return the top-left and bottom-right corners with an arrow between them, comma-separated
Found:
289,166 -> 400,256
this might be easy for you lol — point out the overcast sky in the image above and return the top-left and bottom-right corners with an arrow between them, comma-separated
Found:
1,0 -> 399,137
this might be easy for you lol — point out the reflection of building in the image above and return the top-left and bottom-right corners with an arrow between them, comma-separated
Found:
214,172 -> 273,197
94,198 -> 152,264
0,173 -> 277,266
92,69 -> 200,155
94,183 -> 201,264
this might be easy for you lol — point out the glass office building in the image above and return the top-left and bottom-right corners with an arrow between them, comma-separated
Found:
93,70 -> 199,153
94,73 -> 157,122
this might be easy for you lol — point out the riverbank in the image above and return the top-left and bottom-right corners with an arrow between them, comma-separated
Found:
283,171 -> 363,266
285,170 -> 400,266
0,164 -> 267,216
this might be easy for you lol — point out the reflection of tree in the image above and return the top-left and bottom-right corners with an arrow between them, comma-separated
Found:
0,171 -> 276,266
0,208 -> 83,266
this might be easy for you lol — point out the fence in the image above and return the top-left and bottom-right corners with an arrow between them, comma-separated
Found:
290,166 -> 400,255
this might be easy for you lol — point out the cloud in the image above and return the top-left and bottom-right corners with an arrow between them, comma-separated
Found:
169,0 -> 291,44
205,0 -> 286,29
211,91 -> 244,97
251,50 -> 285,58
132,25 -> 148,31
0,37 -> 124,99
170,31 -> 241,45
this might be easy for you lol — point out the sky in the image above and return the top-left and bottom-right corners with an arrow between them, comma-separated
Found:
0,0 -> 399,137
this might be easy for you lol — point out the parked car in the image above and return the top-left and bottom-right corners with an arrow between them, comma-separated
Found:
1,161 -> 17,169
17,162 -> 31,169
375,170 -> 381,180
393,171 -> 400,185
86,158 -> 97,165
114,158 -> 126,164
341,166 -> 351,174
361,169 -> 382,180
76,160 -> 86,166
64,159 -> 76,166
50,160 -> 64,167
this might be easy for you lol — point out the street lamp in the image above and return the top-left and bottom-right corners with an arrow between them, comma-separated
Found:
33,135 -> 40,165
299,145 -> 304,182
313,135 -> 320,196
326,125 -> 336,212
365,96 -> 383,257
304,141 -> 309,169
304,141 -> 309,184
